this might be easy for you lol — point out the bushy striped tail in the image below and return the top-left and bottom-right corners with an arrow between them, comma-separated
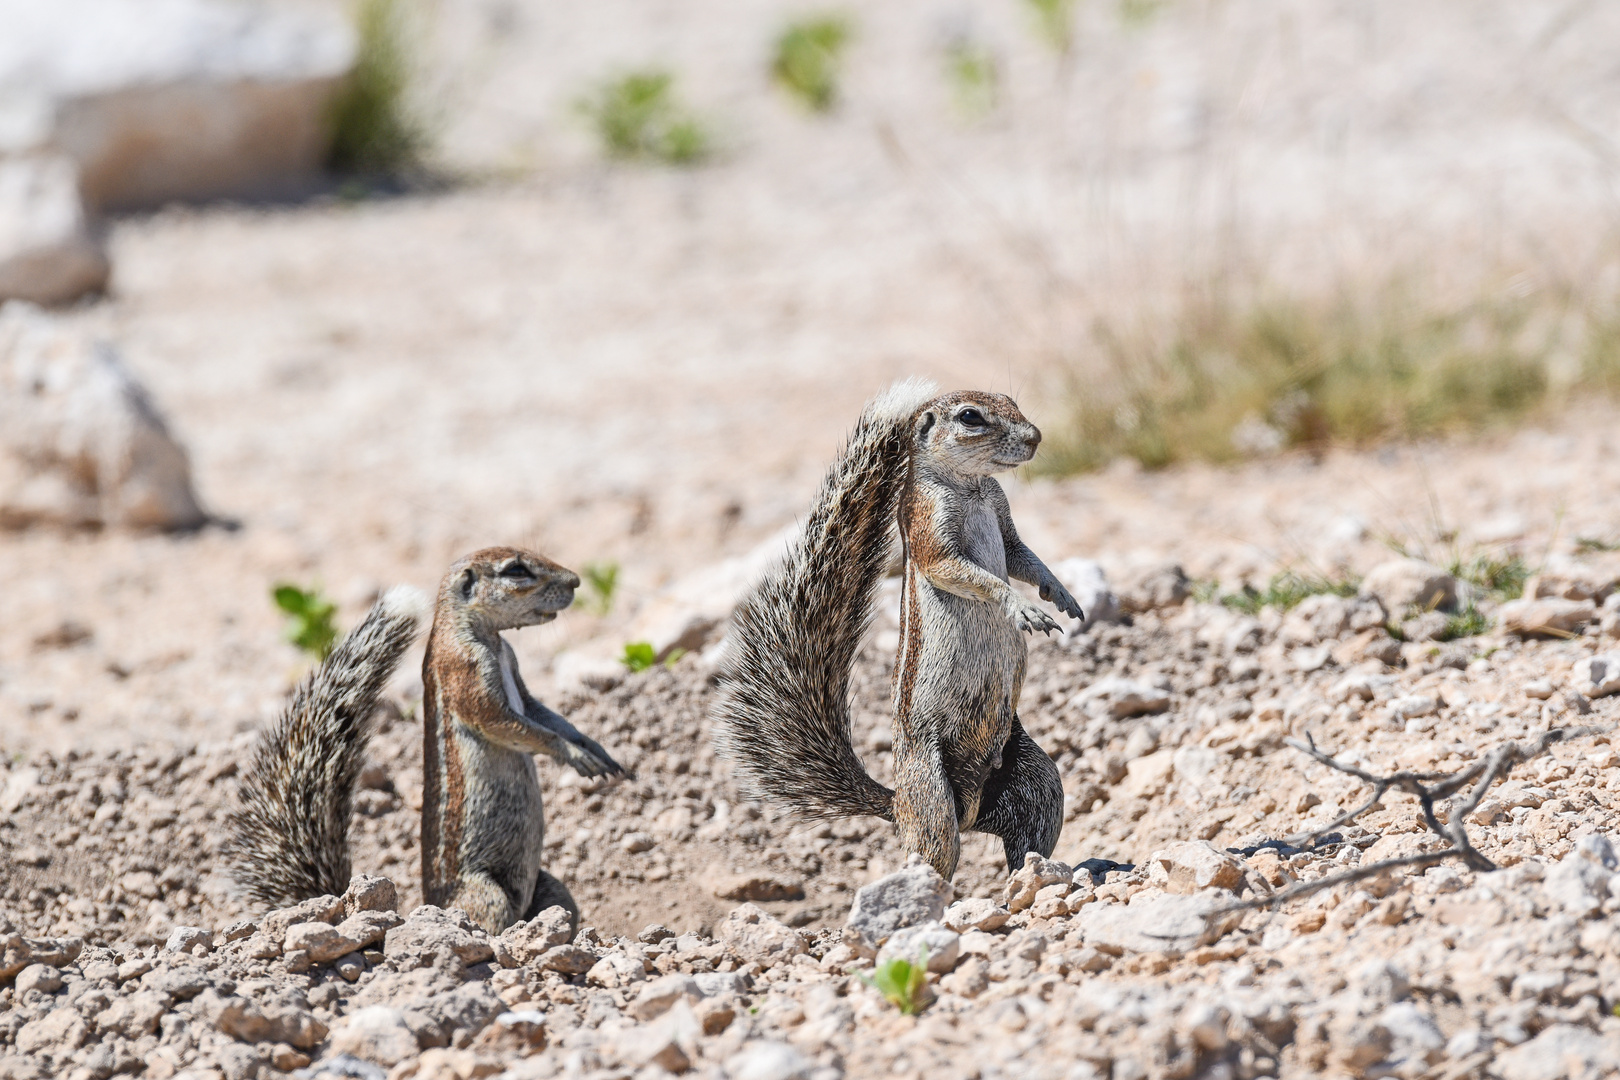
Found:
227,586 -> 429,906
712,379 -> 938,820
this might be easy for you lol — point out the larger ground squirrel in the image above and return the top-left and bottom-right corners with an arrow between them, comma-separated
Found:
712,380 -> 1083,880
228,547 -> 622,934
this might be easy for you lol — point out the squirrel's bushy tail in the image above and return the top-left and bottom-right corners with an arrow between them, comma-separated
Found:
712,378 -> 939,820
227,586 -> 429,906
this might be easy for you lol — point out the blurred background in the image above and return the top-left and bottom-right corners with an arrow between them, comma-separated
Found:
3,0 -> 1620,753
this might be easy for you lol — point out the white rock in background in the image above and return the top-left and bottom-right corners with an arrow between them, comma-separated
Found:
1116,562 -> 1192,614
1498,597 -> 1597,637
844,858 -> 952,956
1359,558 -> 1460,614
0,0 -> 354,212
0,154 -> 107,305
1049,557 -> 1119,628
626,525 -> 795,662
1071,674 -> 1172,720
0,302 -> 205,529
1571,654 -> 1620,699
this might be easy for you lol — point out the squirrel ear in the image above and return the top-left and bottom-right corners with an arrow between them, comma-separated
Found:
459,568 -> 476,600
915,410 -> 936,439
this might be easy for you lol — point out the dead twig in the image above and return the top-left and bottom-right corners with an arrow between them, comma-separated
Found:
1222,723 -> 1610,913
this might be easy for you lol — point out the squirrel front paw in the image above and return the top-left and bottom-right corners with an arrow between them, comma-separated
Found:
566,739 -> 625,778
1038,579 -> 1085,622
1007,598 -> 1060,636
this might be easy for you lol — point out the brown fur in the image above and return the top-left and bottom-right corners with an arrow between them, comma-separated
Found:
713,381 -> 1082,880
421,546 -> 624,934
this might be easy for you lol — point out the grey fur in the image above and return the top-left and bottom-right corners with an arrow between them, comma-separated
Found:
226,586 -> 428,906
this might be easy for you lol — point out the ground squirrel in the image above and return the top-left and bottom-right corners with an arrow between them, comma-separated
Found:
421,546 -> 624,933
229,547 -> 622,936
713,380 -> 1082,879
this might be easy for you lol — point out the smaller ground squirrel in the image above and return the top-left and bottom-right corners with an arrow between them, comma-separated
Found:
421,546 -> 624,934
713,380 -> 1082,880
228,547 -> 622,936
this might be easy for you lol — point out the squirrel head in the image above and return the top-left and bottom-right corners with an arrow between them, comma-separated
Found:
913,391 -> 1041,476
441,546 -> 580,632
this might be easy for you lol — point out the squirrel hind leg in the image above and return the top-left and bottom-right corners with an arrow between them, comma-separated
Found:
446,872 -> 522,936
891,745 -> 963,881
972,717 -> 1063,873
525,868 -> 580,937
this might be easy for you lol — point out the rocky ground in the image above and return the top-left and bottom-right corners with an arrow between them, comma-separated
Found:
7,546 -> 1620,1079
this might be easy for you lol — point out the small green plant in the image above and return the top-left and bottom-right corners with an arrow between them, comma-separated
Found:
1437,605 -> 1491,641
327,0 -> 425,174
772,15 -> 853,112
1447,552 -> 1530,601
1024,0 -> 1076,53
574,562 -> 620,616
861,946 -> 930,1015
1037,276 -> 1620,476
1118,0 -> 1167,27
943,36 -> 998,116
577,71 -> 710,164
621,642 -> 686,673
1576,536 -> 1620,554
272,584 -> 340,660
1217,571 -> 1360,616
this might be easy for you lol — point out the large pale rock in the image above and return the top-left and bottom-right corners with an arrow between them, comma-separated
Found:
1571,654 -> 1620,699
0,931 -> 82,981
844,860 -> 952,955
1049,558 -> 1120,628
1493,1024 -> 1620,1080
1071,675 -> 1171,719
1144,841 -> 1245,894
1543,834 -> 1617,918
877,920 -> 960,973
326,1006 -> 420,1066
717,904 -> 806,966
493,907 -> 573,967
0,155 -> 107,305
1116,562 -> 1192,613
382,906 -> 493,968
626,525 -> 795,662
0,0 -> 355,211
1002,853 -> 1073,913
1499,597 -> 1596,637
1359,558 -> 1459,614
1076,892 -> 1243,954
0,302 -> 205,529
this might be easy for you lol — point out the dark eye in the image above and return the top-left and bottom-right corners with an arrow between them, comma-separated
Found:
958,408 -> 985,427
497,563 -> 533,580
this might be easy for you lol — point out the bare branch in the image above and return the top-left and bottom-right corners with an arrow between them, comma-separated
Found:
1220,723 -> 1611,914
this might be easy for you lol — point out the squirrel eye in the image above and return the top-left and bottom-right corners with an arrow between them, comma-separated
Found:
958,408 -> 985,426
497,563 -> 533,580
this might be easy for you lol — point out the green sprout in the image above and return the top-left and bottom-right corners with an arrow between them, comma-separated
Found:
574,562 -> 620,616
772,15 -> 853,112
944,36 -> 998,116
1217,571 -> 1360,616
577,70 -> 711,165
621,642 -> 685,673
272,584 -> 339,660
1024,0 -> 1076,53
1448,552 -> 1530,601
861,946 -> 930,1015
326,0 -> 425,174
